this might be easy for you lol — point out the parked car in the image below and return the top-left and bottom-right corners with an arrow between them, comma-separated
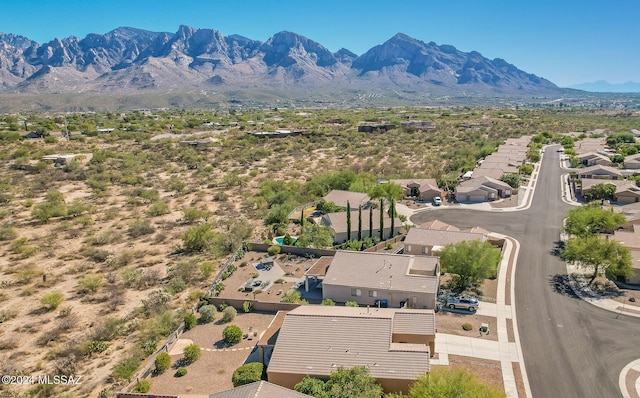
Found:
446,296 -> 479,311
432,196 -> 442,206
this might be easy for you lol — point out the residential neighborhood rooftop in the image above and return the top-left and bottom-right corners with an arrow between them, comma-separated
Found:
267,306 -> 434,382
324,251 -> 439,293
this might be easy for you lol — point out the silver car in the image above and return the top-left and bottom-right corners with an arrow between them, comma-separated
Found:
446,296 -> 479,311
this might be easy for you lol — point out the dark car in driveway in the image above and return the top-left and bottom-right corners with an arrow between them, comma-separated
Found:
446,296 -> 479,311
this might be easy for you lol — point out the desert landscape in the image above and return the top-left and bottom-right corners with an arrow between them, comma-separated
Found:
1,107 -> 639,397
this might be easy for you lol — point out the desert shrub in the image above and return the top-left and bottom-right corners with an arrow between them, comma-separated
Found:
9,237 -> 39,258
91,318 -> 125,341
175,367 -> 187,377
111,356 -> 140,382
242,301 -> 253,313
232,362 -> 264,387
199,305 -> 217,323
120,267 -> 143,288
182,207 -> 212,224
40,292 -> 64,311
148,201 -> 170,217
321,298 -> 336,306
267,245 -> 281,256
155,352 -> 171,373
128,219 -> 155,238
183,343 -> 201,364
81,340 -> 109,357
78,274 -> 103,294
222,306 -> 237,322
462,323 -> 473,331
0,224 -> 17,241
345,301 -> 359,307
166,276 -> 187,295
140,338 -> 158,357
200,261 -> 215,278
223,325 -> 243,345
133,379 -> 151,393
183,313 -> 197,331
181,223 -> 217,253
142,290 -> 172,316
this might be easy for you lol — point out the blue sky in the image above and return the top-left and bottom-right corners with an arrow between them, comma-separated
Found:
2,0 -> 639,87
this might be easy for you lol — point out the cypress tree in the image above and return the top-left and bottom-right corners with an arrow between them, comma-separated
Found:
346,201 -> 351,241
379,198 -> 384,241
389,199 -> 396,240
357,205 -> 363,241
369,207 -> 373,239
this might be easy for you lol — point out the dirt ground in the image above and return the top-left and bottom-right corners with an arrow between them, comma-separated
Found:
148,312 -> 275,395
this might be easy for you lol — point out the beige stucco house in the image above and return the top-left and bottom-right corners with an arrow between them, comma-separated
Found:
576,152 -> 614,167
576,164 -> 623,180
267,306 -> 435,394
455,176 -> 512,202
321,251 -> 439,309
404,227 -> 487,256
322,189 -> 370,210
391,178 -> 442,201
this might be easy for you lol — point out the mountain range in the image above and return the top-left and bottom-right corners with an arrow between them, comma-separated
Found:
567,80 -> 640,93
0,25 -> 564,100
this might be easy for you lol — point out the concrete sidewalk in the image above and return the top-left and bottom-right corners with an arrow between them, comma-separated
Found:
433,333 -> 519,363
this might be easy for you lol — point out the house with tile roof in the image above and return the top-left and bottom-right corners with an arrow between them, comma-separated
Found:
322,190 -> 370,210
321,251 -> 439,309
208,381 -> 311,398
576,164 -> 623,180
455,176 -> 512,202
391,178 -> 442,201
266,306 -> 435,394
404,227 -> 487,256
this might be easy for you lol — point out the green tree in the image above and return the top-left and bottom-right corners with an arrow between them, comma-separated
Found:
346,200 -> 352,241
398,368 -> 506,398
281,289 -> 308,304
181,223 -> 217,253
154,352 -> 171,373
564,204 -> 626,237
133,379 -> 151,393
585,183 -> 616,202
562,235 -> 633,282
438,240 -> 501,292
183,343 -> 201,364
199,305 -> 217,323
379,198 -> 384,241
222,306 -> 237,322
232,362 -> 264,387
499,173 -> 521,188
358,205 -> 363,241
389,199 -> 396,240
296,223 -> 334,248
370,182 -> 403,202
223,325 -> 243,345
294,366 -> 383,398
183,313 -> 197,331
518,164 -> 534,175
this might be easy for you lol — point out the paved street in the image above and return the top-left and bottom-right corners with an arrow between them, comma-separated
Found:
412,146 -> 640,398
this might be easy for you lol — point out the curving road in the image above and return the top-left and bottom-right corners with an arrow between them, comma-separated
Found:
412,146 -> 640,398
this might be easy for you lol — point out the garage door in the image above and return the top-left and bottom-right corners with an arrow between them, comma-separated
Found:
469,195 -> 486,202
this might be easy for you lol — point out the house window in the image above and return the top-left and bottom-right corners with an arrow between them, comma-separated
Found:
351,289 -> 361,297
406,245 -> 411,252
369,290 -> 377,298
